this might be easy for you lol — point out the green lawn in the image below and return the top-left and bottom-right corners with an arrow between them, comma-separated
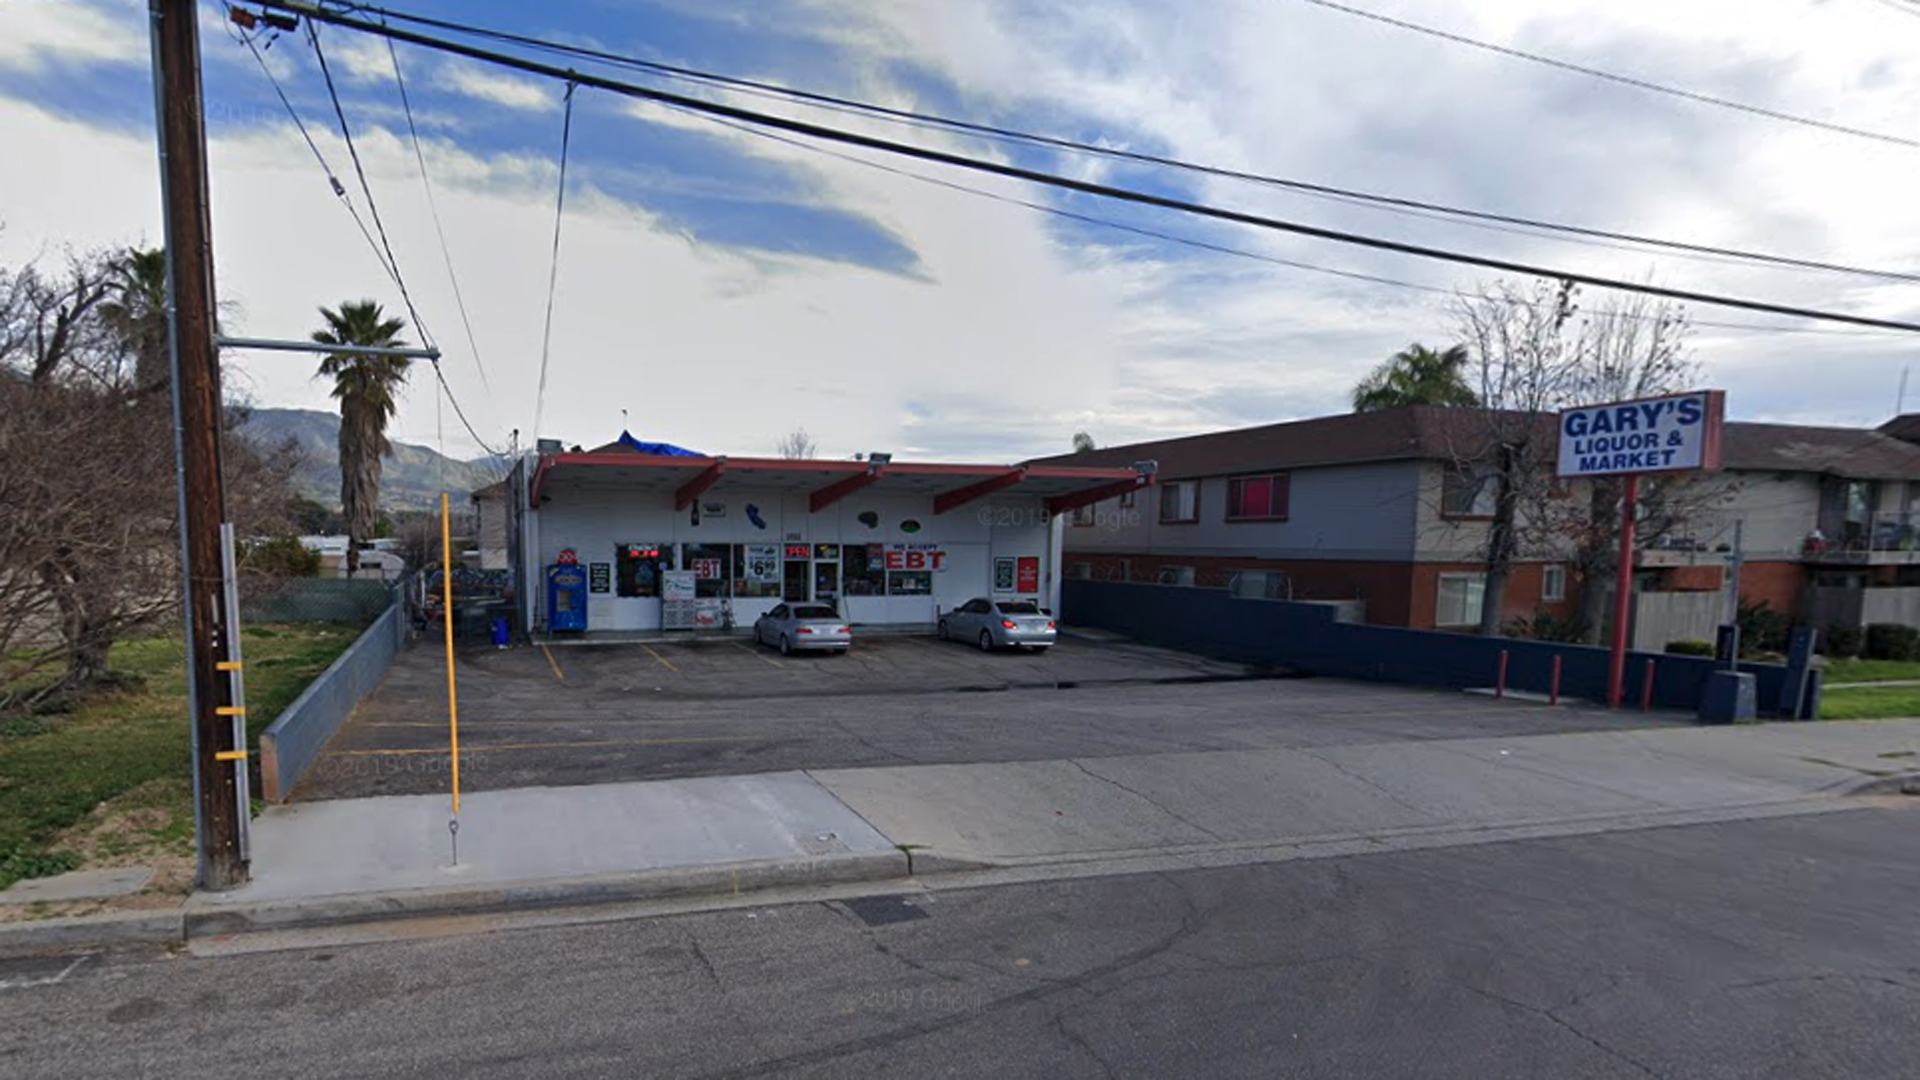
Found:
1822,658 -> 1920,685
1821,685 -> 1920,721
0,623 -> 358,889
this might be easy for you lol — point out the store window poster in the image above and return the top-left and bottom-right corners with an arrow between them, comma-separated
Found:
993,557 -> 1016,593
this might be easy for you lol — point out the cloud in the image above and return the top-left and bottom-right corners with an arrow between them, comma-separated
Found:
0,0 -> 144,76
438,59 -> 559,112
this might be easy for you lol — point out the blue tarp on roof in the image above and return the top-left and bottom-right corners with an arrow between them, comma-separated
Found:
618,431 -> 703,457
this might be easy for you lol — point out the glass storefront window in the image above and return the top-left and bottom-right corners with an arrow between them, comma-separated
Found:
615,543 -> 669,598
734,544 -> 783,598
682,543 -> 731,599
843,544 -> 886,596
887,570 -> 932,596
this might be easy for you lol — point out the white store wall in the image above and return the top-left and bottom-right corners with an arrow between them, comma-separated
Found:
522,479 -> 1056,633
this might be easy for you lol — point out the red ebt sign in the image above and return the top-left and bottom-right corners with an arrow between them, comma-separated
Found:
1556,390 -> 1724,478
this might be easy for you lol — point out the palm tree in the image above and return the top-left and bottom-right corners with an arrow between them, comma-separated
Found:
99,247 -> 169,393
1351,343 -> 1479,412
313,300 -> 410,576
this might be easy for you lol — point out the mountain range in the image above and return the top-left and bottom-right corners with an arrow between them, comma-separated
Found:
240,407 -> 508,513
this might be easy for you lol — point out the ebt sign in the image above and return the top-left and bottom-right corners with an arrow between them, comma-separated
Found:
1557,390 -> 1724,478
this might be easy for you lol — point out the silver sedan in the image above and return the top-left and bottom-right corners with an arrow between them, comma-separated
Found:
753,603 -> 851,655
938,597 -> 1057,652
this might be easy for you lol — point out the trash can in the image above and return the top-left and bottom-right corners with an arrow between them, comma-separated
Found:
491,615 -> 511,649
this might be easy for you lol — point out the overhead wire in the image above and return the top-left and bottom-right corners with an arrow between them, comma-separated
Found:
243,3 -> 1920,333
531,81 -> 577,444
320,0 -> 1920,285
385,26 -> 494,398
1296,0 -> 1920,152
306,18 -> 433,346
669,103 -> 1906,338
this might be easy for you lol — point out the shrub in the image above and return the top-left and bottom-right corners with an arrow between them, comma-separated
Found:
1864,623 -> 1920,662
1505,609 -> 1592,643
1737,599 -> 1790,654
243,536 -> 321,578
1664,639 -> 1716,657
1823,624 -> 1864,659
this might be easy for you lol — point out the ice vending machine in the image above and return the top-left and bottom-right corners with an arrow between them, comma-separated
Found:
547,549 -> 589,632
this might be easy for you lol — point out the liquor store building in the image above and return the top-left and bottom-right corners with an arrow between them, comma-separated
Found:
507,438 -> 1150,636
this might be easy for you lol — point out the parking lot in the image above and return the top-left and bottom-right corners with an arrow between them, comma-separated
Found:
291,631 -> 1685,801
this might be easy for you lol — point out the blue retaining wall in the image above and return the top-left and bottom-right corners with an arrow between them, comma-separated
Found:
1063,580 -> 1806,716
259,597 -> 408,801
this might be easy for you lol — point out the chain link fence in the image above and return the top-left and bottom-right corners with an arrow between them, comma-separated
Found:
240,574 -> 408,627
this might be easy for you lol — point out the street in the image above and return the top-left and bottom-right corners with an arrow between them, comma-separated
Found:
8,804 -> 1918,1078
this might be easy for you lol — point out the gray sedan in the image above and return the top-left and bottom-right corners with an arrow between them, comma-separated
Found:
938,597 -> 1057,652
753,603 -> 851,655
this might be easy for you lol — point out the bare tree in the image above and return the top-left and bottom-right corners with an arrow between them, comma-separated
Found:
775,427 -> 817,459
0,246 -> 298,710
1449,278 -> 1714,637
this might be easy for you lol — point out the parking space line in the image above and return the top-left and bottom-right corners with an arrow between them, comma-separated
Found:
322,735 -> 761,757
733,641 -> 784,668
643,645 -> 681,674
541,644 -> 566,682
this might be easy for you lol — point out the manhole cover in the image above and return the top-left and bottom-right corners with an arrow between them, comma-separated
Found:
841,895 -> 929,926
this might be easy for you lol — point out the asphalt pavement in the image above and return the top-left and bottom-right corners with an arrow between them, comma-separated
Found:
296,636 -> 1682,799
9,806 -> 1918,1079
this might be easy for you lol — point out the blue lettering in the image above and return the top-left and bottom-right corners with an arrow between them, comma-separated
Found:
1677,397 -> 1703,425
1639,403 -> 1664,429
1590,410 -> 1614,434
1565,412 -> 1590,438
1614,407 -> 1638,433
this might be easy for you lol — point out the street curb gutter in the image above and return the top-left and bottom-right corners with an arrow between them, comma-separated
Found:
0,910 -> 185,958
183,849 -> 922,938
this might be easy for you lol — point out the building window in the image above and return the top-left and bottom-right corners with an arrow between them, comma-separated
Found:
1159,481 -> 1198,524
1442,467 -> 1498,518
1118,489 -> 1136,509
1435,573 -> 1486,627
1226,474 -> 1290,521
1542,564 -> 1567,602
1071,504 -> 1096,527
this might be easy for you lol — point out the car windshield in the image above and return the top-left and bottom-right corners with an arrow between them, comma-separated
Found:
792,605 -> 840,620
997,601 -> 1042,615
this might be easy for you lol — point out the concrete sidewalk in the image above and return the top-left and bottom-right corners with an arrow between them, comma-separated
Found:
10,717 -> 1914,955
183,771 -> 913,935
812,718 -> 1920,871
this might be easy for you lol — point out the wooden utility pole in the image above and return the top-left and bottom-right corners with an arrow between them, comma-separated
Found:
151,0 -> 247,889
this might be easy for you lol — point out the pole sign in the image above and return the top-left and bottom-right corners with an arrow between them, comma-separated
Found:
1556,390 -> 1724,478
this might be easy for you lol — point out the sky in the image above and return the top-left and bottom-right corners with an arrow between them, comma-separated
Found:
4,0 -> 1920,463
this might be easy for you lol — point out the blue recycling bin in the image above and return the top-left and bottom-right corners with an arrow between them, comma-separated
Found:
491,616 -> 510,648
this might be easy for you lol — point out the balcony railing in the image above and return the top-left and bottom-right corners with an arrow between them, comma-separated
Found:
1812,511 -> 1920,556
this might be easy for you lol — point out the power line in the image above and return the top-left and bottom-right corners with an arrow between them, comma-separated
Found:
1297,0 -> 1920,152
247,2 -> 1920,333
385,28 -> 494,398
531,81 -> 577,443
226,10 -> 398,293
675,104 -> 1906,338
306,18 -> 433,345
318,0 -> 1920,285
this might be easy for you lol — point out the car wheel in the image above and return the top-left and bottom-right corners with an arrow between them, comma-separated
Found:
780,635 -> 792,656
936,619 -> 949,641
978,630 -> 994,652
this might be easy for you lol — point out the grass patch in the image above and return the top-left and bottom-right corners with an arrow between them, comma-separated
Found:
0,622 -> 359,891
1821,685 -> 1920,721
1823,658 -> 1920,684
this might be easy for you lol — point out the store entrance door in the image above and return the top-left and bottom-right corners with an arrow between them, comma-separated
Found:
783,560 -> 809,602
814,561 -> 840,606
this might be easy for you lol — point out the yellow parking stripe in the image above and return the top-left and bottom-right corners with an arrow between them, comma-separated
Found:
541,643 -> 566,681
643,645 -> 681,674
734,641 -> 783,668
323,734 -> 758,757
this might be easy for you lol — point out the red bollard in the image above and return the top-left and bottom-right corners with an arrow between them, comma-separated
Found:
1640,659 -> 1657,713
1549,655 -> 1563,706
1496,650 -> 1510,699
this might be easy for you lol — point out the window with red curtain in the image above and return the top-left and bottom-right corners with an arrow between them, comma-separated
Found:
1226,474 -> 1289,521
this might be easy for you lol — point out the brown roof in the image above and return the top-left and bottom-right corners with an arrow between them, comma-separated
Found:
1878,413 -> 1920,444
1032,406 -> 1920,482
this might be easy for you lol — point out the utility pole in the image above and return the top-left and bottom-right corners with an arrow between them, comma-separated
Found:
151,0 -> 247,889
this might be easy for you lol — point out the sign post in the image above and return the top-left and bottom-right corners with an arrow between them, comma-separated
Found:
1556,390 -> 1725,709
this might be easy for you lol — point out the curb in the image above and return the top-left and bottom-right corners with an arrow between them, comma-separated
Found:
1843,772 -> 1920,798
0,910 -> 185,958
184,849 -> 916,938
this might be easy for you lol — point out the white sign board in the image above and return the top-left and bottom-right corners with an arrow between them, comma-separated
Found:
1556,390 -> 1724,478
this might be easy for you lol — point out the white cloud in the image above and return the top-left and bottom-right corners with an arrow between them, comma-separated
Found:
0,0 -> 145,75
438,59 -> 559,113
